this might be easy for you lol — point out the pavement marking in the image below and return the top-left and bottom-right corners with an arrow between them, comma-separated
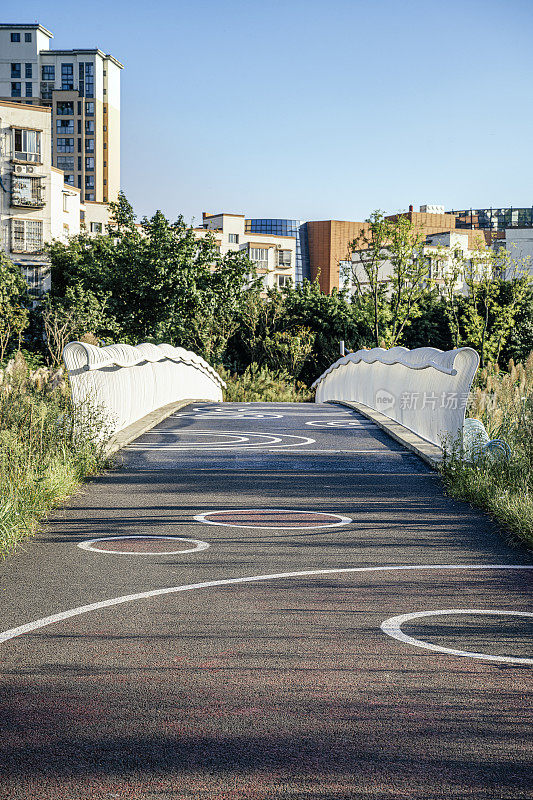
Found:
1,565 -> 532,647
194,509 -> 353,529
124,430 -> 316,451
77,536 -> 210,556
172,409 -> 283,419
306,420 -> 376,428
381,609 -> 533,665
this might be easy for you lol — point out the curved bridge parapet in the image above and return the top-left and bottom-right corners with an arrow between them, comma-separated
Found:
63,341 -> 225,437
311,346 -> 479,449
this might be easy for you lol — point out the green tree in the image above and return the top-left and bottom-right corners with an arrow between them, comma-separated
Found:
460,245 -> 530,367
48,196 -> 257,363
0,253 -> 29,362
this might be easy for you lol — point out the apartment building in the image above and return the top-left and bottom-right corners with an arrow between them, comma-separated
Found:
0,23 -> 122,206
0,99 -> 80,293
307,206 -> 491,293
195,212 -> 298,288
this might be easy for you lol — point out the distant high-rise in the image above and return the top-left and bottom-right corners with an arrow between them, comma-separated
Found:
0,23 -> 122,203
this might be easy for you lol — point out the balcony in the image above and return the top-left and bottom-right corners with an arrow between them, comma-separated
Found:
11,177 -> 45,208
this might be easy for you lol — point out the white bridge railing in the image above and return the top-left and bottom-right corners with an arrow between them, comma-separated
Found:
63,341 -> 225,436
312,346 -> 480,449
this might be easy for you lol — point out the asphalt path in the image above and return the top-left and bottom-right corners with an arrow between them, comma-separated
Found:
0,401 -> 532,800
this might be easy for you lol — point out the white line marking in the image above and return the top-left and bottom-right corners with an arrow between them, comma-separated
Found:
381,609 -> 533,665
77,536 -> 210,556
193,509 -> 353,530
124,430 -> 316,451
1,565 -> 531,646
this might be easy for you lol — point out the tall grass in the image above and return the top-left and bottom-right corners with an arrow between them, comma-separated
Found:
0,353 -> 109,558
441,353 -> 533,546
220,363 -> 314,402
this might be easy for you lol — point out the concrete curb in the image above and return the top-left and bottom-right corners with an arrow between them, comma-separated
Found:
104,399 -> 216,457
331,400 -> 443,470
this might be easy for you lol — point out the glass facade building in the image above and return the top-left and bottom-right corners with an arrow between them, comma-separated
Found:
245,218 -> 311,283
448,207 -> 533,231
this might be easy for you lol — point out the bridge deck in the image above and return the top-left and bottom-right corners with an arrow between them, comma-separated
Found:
0,402 -> 531,799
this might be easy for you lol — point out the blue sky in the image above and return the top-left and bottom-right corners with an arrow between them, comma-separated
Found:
4,0 -> 533,223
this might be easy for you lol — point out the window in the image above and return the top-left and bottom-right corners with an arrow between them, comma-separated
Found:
57,155 -> 74,171
77,101 -> 82,115
42,64 -> 55,81
13,128 -> 41,161
63,224 -> 69,236
79,62 -> 94,98
56,101 -> 74,115
90,222 -> 103,234
78,156 -> 82,170
85,192 -> 95,201
77,176 -> 81,189
250,248 -> 269,267
85,157 -> 94,170
11,82 -> 21,97
25,82 -> 33,97
277,274 -> 291,288
11,176 -> 44,207
11,63 -> 21,78
61,63 -> 74,90
25,63 -> 32,78
64,174 -> 74,186
85,138 -> 94,153
85,119 -> 95,134
85,101 -> 94,116
228,233 -> 239,243
11,219 -> 43,253
11,33 -> 21,42
56,119 -> 74,136
77,119 -> 81,134
57,117 -> 74,134
277,249 -> 292,267
57,137 -> 74,153
85,175 -> 95,189
25,32 -> 32,42
63,194 -> 69,212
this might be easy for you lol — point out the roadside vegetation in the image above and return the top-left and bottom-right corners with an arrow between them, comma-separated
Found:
220,364 -> 313,403
441,354 -> 533,546
0,353 -> 109,558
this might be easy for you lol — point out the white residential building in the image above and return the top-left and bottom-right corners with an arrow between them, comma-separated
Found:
0,98 -> 80,293
196,212 -> 297,289
502,229 -> 533,279
0,23 -> 122,205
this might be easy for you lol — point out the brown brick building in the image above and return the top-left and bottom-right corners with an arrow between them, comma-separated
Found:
307,209 -> 490,293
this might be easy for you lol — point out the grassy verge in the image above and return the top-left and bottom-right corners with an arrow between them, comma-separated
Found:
0,354 -> 109,559
220,363 -> 314,402
440,354 -> 533,547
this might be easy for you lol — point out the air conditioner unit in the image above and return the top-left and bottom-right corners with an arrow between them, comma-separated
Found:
14,165 -> 34,175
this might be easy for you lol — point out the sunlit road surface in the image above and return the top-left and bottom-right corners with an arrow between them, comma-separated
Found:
0,402 -> 531,800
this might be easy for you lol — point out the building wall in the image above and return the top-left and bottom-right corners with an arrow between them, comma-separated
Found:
503,229 -> 533,278
0,98 -> 80,293
307,220 -> 368,293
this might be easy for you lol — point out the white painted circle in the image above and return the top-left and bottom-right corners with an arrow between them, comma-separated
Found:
381,609 -> 533,665
78,536 -> 210,555
194,508 -> 353,529
173,409 -> 283,419
125,430 -> 315,451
